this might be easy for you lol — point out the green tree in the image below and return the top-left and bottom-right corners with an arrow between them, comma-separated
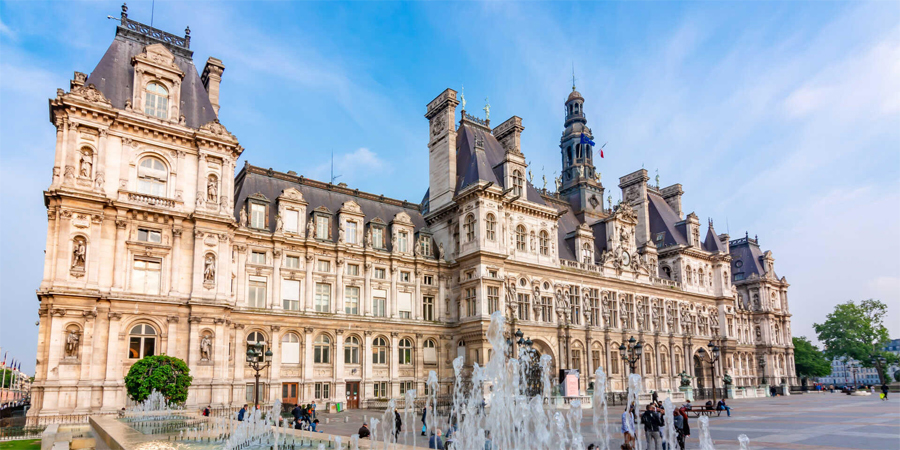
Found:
894,369 -> 900,383
792,336 -> 831,382
0,368 -> 14,386
814,299 -> 899,382
124,355 -> 192,404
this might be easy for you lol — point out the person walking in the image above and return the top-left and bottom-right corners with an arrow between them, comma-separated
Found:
238,404 -> 247,421
677,406 -> 691,450
621,404 -> 636,447
881,383 -> 889,401
358,423 -> 371,439
641,404 -> 662,450
291,404 -> 302,429
202,405 -> 210,416
394,410 -> 403,441
429,429 -> 444,449
421,407 -> 428,436
716,399 -> 732,417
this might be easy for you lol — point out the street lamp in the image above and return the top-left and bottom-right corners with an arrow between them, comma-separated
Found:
697,340 -> 721,405
619,336 -> 644,374
870,356 -> 888,385
245,342 -> 273,409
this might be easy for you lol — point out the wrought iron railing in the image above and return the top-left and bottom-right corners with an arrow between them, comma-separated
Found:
692,387 -> 727,401
121,17 -> 190,49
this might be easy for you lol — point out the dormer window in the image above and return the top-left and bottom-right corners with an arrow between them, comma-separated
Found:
315,215 -> 330,240
144,82 -> 169,119
464,214 -> 476,242
372,225 -> 385,249
250,203 -> 266,229
582,243 -> 593,263
539,230 -> 549,256
419,235 -> 432,257
398,231 -> 409,252
346,221 -> 358,244
512,170 -> 524,197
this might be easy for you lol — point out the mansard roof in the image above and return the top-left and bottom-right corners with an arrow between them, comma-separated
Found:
235,164 -> 427,236
729,235 -> 777,280
85,23 -> 218,129
702,225 -> 727,253
455,122 -> 546,204
647,191 -> 688,248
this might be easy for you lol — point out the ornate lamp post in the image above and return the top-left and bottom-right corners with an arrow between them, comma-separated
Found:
507,329 -> 541,396
619,336 -> 643,374
697,340 -> 721,404
246,342 -> 273,409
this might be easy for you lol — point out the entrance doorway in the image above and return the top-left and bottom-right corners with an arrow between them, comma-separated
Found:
282,382 -> 299,405
345,382 -> 360,409
694,356 -> 705,389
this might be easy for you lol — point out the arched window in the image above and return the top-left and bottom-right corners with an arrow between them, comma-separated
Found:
644,346 -> 653,373
128,324 -> 157,359
137,157 -> 167,197
372,337 -> 388,365
582,243 -> 593,264
344,336 -> 360,364
246,331 -> 267,355
567,146 -> 574,166
512,170 -> 524,196
576,143 -> 582,159
661,266 -> 672,279
399,338 -> 413,365
424,339 -> 437,364
660,349 -> 668,375
515,225 -> 526,251
464,214 -> 476,243
144,82 -> 169,119
485,214 -> 496,241
314,335 -> 331,364
457,340 -> 466,361
281,333 -> 300,364
539,230 -> 549,256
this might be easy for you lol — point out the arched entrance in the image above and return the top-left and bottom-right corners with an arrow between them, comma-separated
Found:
694,355 -> 705,389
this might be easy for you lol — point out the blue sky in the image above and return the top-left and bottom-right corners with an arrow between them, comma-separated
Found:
1,1 -> 898,374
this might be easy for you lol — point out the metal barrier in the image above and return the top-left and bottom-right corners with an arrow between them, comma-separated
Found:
0,426 -> 46,442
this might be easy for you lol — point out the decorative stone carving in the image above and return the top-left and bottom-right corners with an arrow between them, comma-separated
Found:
71,237 -> 87,270
200,332 -> 212,361
65,330 -> 80,358
79,150 -> 93,178
239,206 -> 248,227
69,84 -> 111,105
207,176 -> 218,203
203,254 -> 216,286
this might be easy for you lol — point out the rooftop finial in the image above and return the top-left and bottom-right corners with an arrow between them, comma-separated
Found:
655,169 -> 660,188
572,62 -> 576,91
121,2 -> 128,20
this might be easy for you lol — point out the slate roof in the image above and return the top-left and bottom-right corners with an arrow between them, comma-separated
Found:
85,25 -> 218,129
234,165 -> 428,250
702,225 -> 727,253
647,192 -> 688,248
729,236 -> 776,280
455,122 -> 546,204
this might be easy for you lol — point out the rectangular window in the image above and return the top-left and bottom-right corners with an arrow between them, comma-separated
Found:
466,271 -> 474,280
284,255 -> 300,269
573,350 -> 582,372
373,297 -> 386,317
314,283 -> 331,312
137,228 -> 162,243
487,287 -> 500,314
316,260 -> 331,273
592,350 -> 601,374
346,264 -> 359,276
488,270 -> 498,278
246,384 -> 268,404
419,236 -> 432,256
374,268 -> 386,279
612,352 -> 620,375
282,279 -> 300,311
346,221 -> 358,244
132,258 -> 162,295
250,203 -> 266,229
423,275 -> 434,285
345,286 -> 359,315
316,215 -> 329,240
374,382 -> 388,398
398,231 -> 408,252
466,288 -> 477,317
541,296 -> 553,322
423,296 -> 434,321
250,251 -> 266,265
517,293 -> 530,321
400,272 -> 410,283
399,311 -> 411,319
283,209 -> 299,233
248,277 -> 267,308
372,227 -> 384,249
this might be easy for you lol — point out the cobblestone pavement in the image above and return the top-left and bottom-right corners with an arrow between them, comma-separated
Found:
312,392 -> 899,449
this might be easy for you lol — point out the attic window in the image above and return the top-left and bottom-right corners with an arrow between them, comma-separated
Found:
655,232 -> 666,243
512,170 -> 524,197
144,82 -> 169,119
250,203 -> 267,229
735,260 -> 743,268
315,214 -> 331,240
733,273 -> 745,281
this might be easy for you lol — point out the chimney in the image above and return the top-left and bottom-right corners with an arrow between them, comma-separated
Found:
201,57 -> 225,115
660,184 -> 684,219
492,116 -> 524,154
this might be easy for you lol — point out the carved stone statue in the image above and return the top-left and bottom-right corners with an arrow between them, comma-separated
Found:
275,214 -> 284,232
72,238 -> 86,269
554,175 -> 561,192
94,172 -> 105,191
678,371 -> 692,387
200,334 -> 212,361
203,254 -> 216,282
207,178 -> 218,203
338,224 -> 345,243
79,151 -> 92,178
307,217 -> 315,237
65,330 -> 79,357
723,371 -> 733,385
239,206 -> 248,228
438,243 -> 445,261
391,232 -> 398,250
365,228 -> 373,248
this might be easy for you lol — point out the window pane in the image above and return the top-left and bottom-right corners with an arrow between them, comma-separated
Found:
284,210 -> 299,233
251,204 -> 266,228
143,337 -> 155,357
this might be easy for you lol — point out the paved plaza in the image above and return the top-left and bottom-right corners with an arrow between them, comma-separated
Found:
311,392 -> 899,449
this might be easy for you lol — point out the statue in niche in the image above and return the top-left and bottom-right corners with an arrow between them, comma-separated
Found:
72,238 -> 86,269
65,330 -> 80,358
203,254 -> 216,282
239,206 -> 248,228
307,217 -> 315,238
200,334 -> 212,361
207,177 -> 218,203
338,224 -> 345,243
365,228 -> 372,248
438,243 -> 445,261
755,326 -> 762,341
275,214 -> 284,232
79,150 -> 93,178
391,232 -> 398,250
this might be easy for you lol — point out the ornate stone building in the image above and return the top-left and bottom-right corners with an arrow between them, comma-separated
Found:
29,10 -> 795,419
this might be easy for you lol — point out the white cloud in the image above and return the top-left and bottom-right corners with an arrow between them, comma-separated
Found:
0,17 -> 15,40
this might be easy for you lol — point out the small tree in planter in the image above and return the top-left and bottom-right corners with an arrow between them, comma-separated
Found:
125,355 -> 193,405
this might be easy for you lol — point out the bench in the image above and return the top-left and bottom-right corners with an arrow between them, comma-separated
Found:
685,407 -> 722,418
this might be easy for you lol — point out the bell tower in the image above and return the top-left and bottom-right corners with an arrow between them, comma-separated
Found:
558,86 -> 604,220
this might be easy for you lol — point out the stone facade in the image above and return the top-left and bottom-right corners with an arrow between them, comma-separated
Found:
29,15 -> 795,420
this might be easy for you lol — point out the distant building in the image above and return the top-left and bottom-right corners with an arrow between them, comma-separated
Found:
817,356 -> 881,387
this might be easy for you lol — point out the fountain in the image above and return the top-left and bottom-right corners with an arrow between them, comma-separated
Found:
698,415 -> 715,450
592,366 -> 610,450
738,433 -> 750,449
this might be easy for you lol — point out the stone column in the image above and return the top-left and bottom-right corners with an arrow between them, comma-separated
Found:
363,331 -> 373,400
51,114 -> 65,187
303,327 -> 314,391
269,326 -> 281,404
437,274 -> 446,322
41,210 -> 59,287
190,228 -> 205,297
54,211 -> 72,283
305,254 -> 315,311
335,259 -> 345,314
112,218 -> 128,291
212,318 -> 229,406
232,324 -> 246,401
63,122 -> 77,186
334,329 -> 345,402
363,263 -> 372,316
169,225 -> 183,295
46,310 -> 66,383
195,153 -> 208,212
86,215 -> 102,289
217,235 -> 230,302
390,332 -> 400,397
235,245 -> 247,305
166,316 -> 180,358
96,129 -> 108,194
390,266 -> 398,318
187,316 -> 202,371
272,250 -> 283,310
414,269 -> 422,320
101,312 -> 122,412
